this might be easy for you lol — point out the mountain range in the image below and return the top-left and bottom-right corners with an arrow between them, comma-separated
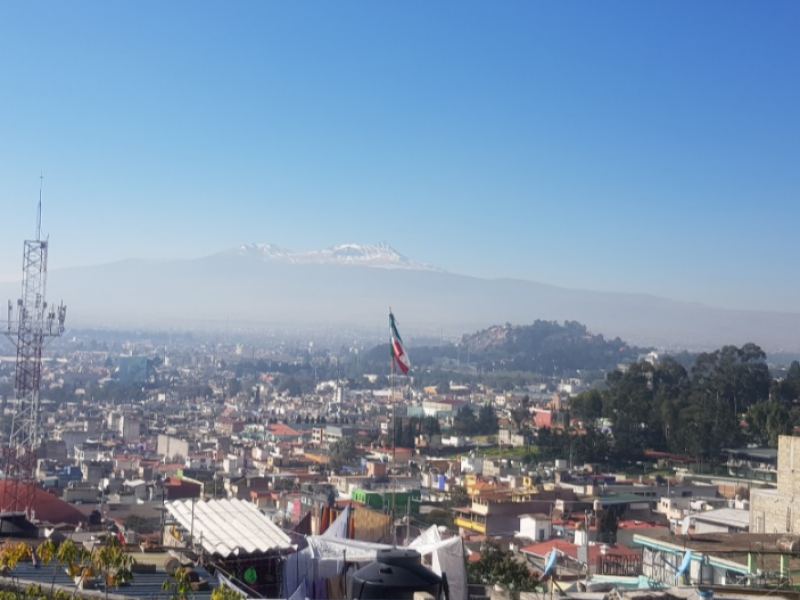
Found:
2,242 -> 799,352
226,243 -> 440,271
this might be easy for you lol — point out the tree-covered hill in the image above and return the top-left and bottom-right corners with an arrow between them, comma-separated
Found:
365,320 -> 647,376
460,321 -> 645,373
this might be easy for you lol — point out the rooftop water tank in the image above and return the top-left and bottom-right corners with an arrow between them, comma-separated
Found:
351,549 -> 443,600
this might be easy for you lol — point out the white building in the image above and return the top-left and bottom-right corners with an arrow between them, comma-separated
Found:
518,513 -> 552,542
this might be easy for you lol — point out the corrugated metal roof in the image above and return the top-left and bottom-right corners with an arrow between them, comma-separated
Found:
12,562 -> 218,600
693,507 -> 750,528
165,498 -> 293,557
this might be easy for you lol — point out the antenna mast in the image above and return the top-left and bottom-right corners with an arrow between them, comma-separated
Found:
2,177 -> 67,523
36,173 -> 43,240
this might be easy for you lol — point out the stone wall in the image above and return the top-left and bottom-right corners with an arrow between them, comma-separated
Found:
750,435 -> 800,534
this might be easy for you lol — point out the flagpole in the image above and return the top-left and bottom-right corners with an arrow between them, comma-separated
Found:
390,307 -> 395,464
389,306 -> 397,546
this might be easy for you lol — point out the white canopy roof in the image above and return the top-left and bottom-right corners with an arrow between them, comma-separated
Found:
165,498 -> 292,557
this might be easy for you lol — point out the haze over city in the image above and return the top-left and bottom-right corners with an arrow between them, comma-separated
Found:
1,2 -> 798,316
7,5 -> 800,599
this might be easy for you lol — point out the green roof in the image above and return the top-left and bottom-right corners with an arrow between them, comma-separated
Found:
593,493 -> 653,505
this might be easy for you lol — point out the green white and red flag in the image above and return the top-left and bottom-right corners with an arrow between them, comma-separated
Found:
389,309 -> 411,374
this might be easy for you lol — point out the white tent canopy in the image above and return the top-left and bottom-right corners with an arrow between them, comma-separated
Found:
165,498 -> 293,558
281,526 -> 467,600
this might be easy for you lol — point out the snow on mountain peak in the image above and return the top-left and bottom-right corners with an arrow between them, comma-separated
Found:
232,243 -> 437,271
237,243 -> 289,257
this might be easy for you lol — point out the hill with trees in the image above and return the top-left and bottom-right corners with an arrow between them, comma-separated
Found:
544,343 -> 800,466
365,320 -> 647,380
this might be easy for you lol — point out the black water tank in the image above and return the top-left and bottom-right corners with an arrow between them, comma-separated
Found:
352,549 -> 442,600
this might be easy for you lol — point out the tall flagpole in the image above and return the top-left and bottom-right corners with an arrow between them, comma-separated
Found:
390,306 -> 396,463
389,306 -> 397,543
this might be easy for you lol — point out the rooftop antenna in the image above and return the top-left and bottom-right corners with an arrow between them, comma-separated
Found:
36,173 -> 43,240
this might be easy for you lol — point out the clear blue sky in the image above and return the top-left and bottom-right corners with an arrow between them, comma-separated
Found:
1,2 -> 798,312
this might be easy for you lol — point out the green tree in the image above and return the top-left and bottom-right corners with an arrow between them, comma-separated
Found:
509,395 -> 532,431
162,566 -> 194,600
277,376 -> 302,397
226,378 -> 242,398
0,541 -> 33,599
467,541 -> 538,600
420,416 -> 441,436
746,402 -> 792,447
650,359 -> 691,454
570,390 -> 603,423
93,537 -> 134,596
684,344 -> 769,461
329,436 -> 357,469
535,427 -> 563,462
770,360 -> 800,406
573,426 -> 611,465
403,419 -> 417,447
596,505 -> 624,544
477,404 -> 498,435
453,405 -> 478,436
603,362 -> 655,462
212,586 -> 244,600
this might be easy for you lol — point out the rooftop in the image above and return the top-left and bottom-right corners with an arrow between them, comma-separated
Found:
12,556 -> 218,600
693,508 -> 750,529
522,539 -> 639,564
165,498 -> 293,558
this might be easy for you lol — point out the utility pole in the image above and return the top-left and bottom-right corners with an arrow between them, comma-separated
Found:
406,495 -> 411,545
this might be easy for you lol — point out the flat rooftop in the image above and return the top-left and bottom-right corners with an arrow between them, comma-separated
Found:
633,531 -> 800,574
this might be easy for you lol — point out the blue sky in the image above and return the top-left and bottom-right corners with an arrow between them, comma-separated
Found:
1,2 -> 798,312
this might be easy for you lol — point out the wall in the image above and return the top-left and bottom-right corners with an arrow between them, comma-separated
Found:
750,435 -> 800,534
157,434 -> 190,461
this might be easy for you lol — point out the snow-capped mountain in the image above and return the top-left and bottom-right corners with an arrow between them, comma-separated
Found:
8,241 -> 800,351
228,243 -> 439,271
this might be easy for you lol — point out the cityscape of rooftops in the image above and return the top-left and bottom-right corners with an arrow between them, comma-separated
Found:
0,3 -> 799,600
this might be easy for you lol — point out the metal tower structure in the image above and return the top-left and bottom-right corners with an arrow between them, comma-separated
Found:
2,179 -> 66,518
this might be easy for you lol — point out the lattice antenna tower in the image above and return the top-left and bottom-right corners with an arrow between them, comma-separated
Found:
3,175 -> 67,517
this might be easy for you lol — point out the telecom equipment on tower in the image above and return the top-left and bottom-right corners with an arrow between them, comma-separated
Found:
2,178 -> 66,521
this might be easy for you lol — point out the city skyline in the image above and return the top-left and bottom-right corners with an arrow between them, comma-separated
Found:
1,2 -> 798,313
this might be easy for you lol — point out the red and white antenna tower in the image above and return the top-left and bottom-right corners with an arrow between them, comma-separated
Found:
2,175 -> 66,519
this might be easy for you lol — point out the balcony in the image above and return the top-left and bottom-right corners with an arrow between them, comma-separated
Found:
454,516 -> 486,534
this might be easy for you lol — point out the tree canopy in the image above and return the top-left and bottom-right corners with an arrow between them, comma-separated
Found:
467,541 -> 538,599
540,343 -> 791,466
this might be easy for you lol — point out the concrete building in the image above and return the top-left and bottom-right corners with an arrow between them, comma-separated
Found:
724,447 -> 778,483
693,508 -> 750,534
119,415 -> 141,442
455,489 -> 576,536
460,455 -> 484,475
118,356 -> 152,385
751,435 -> 800,534
322,425 -> 359,446
157,434 -> 190,461
517,513 -> 552,542
498,428 -> 530,447
421,399 -> 468,419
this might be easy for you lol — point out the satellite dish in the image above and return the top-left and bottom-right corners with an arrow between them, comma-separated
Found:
680,515 -> 692,536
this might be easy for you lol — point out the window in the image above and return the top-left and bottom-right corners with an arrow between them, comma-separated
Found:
787,507 -> 792,533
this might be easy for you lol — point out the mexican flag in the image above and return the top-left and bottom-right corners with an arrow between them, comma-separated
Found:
389,309 -> 411,374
